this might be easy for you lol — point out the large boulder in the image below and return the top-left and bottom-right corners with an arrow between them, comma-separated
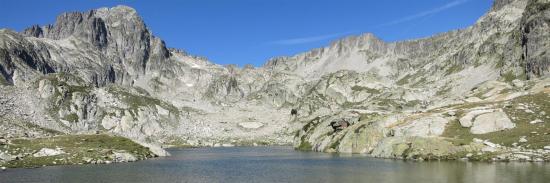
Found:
0,151 -> 12,162
33,148 -> 65,157
459,109 -> 494,127
470,111 -> 515,134
111,151 -> 137,162
134,141 -> 170,157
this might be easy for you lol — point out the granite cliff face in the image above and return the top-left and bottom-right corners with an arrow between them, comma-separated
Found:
4,6 -> 171,86
521,0 -> 550,78
1,0 -> 550,165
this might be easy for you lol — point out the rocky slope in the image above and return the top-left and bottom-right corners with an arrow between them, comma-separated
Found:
290,0 -> 550,161
1,0 -> 550,168
0,5 -> 296,165
0,6 -> 294,147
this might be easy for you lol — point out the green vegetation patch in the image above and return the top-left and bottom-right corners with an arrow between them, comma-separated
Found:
442,93 -> 550,149
301,116 -> 321,132
501,70 -> 526,83
327,133 -> 347,150
61,113 -> 79,123
376,98 -> 401,108
404,100 -> 422,108
436,87 -> 452,96
295,117 -> 324,151
411,77 -> 428,88
396,74 -> 412,85
0,134 -> 154,168
107,86 -> 180,116
358,113 -> 382,123
351,86 -> 381,94
444,64 -> 464,76
296,137 -> 313,151
0,76 -> 10,85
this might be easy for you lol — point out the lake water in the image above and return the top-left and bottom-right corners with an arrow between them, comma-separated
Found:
0,146 -> 549,183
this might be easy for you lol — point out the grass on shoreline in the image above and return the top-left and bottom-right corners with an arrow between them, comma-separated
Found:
0,134 -> 154,168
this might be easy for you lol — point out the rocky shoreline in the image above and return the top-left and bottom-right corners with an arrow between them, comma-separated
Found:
2,137 -> 549,171
0,134 -> 160,169
294,78 -> 550,162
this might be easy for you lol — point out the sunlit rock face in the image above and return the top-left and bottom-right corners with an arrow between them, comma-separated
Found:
1,0 -> 550,161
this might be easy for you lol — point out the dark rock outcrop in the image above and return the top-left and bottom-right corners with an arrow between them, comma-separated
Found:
521,0 -> 550,78
5,6 -> 173,86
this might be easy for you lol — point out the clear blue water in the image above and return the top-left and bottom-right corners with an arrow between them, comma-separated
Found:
0,146 -> 549,183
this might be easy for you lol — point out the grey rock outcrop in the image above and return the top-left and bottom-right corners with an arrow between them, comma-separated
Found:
521,0 -> 550,78
111,151 -> 138,162
459,109 -> 495,127
33,148 -> 65,157
0,151 -> 12,162
470,110 -> 516,134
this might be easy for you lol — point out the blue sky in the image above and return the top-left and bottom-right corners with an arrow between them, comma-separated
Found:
0,0 -> 493,66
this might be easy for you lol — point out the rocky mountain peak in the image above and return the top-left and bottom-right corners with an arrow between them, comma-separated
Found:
329,33 -> 386,53
21,5 -> 145,44
492,0 -> 521,11
22,25 -> 44,38
12,5 -> 174,86
94,5 -> 138,19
